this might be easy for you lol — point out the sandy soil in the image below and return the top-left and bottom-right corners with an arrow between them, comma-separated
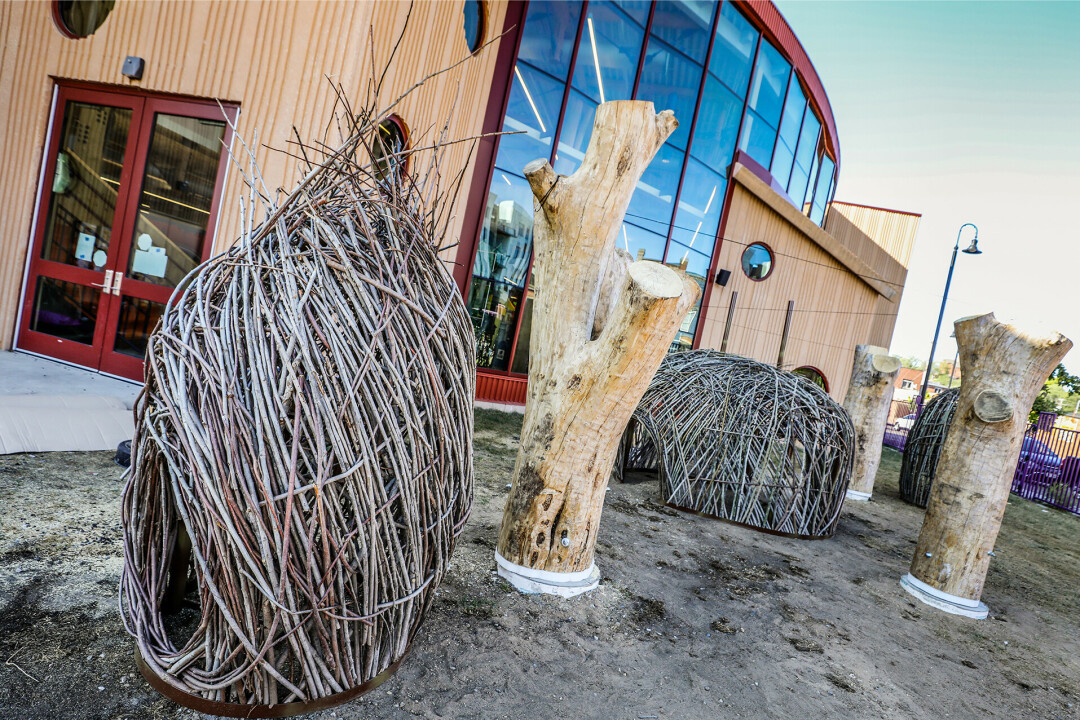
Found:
2,408 -> 1079,719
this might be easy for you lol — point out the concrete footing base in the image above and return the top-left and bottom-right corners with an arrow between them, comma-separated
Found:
900,573 -> 988,619
495,551 -> 600,598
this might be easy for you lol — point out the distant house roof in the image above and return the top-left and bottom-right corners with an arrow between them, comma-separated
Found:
895,367 -> 923,389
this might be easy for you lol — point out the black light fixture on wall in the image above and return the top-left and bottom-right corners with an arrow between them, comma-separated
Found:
121,56 -> 145,80
715,269 -> 731,286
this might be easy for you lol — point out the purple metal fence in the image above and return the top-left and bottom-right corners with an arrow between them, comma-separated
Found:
882,398 -> 918,452
1011,413 -> 1080,515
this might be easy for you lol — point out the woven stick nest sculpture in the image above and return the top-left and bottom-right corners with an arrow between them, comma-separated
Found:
899,389 -> 960,508
119,89 -> 475,715
619,350 -> 854,539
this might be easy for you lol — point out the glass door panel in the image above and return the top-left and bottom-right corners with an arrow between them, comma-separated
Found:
112,296 -> 166,359
28,276 -> 103,346
99,99 -> 233,380
18,87 -> 143,369
19,85 -> 234,380
124,113 -> 227,288
39,101 -> 133,272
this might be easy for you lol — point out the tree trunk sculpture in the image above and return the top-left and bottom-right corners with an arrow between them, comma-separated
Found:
495,101 -> 699,597
902,313 -> 1071,618
843,344 -> 901,501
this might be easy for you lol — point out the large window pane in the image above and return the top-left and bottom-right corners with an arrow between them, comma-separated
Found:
125,113 -> 226,289
518,1 -> 583,80
627,143 -> 684,233
41,102 -> 133,272
613,0 -> 650,26
709,2 -> 758,97
789,109 -> 821,205
777,79 -> 807,151
650,0 -> 716,64
467,172 -> 535,371
571,2 -> 644,104
787,161 -> 811,210
690,74 -> 742,169
497,63 -> 563,175
810,155 -> 835,225
771,139 -> 795,189
793,111 -> 821,173
803,149 -> 820,213
746,41 -> 791,128
668,158 -> 724,255
738,109 -> 778,168
666,239 -> 711,279
771,79 -> 806,189
619,221 -> 668,262
636,36 -> 703,150
553,89 -> 598,176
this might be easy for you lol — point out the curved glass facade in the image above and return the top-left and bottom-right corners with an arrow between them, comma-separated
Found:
466,0 -> 838,375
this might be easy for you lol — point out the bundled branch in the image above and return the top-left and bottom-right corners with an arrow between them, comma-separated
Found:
119,78 -> 475,713
620,350 -> 854,539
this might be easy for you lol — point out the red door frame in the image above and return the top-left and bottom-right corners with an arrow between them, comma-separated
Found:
98,95 -> 237,379
17,85 -> 146,369
17,81 -> 237,381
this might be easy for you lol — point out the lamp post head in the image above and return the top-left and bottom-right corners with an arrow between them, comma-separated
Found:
959,223 -> 981,254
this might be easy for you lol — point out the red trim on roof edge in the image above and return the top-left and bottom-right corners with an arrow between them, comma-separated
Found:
741,0 -> 840,168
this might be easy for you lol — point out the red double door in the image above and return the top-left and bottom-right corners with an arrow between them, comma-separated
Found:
17,83 -> 236,381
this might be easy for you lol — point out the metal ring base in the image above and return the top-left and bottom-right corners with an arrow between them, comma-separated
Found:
135,645 -> 408,718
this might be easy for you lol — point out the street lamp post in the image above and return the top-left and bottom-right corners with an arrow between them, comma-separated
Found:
919,223 -> 981,407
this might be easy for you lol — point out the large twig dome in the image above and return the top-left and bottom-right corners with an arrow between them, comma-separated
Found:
620,350 -> 854,539
119,90 -> 475,715
899,389 -> 960,508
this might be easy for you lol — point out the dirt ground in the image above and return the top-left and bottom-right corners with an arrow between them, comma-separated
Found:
2,408 -> 1079,720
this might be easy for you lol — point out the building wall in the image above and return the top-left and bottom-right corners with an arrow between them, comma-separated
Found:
824,201 -> 920,350
698,166 -> 917,402
0,0 -> 510,350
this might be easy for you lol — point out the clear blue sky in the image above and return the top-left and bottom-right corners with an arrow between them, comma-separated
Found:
776,0 -> 1080,370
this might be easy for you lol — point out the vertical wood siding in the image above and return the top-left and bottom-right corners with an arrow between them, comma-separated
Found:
0,0 -> 510,349
698,186 -> 918,402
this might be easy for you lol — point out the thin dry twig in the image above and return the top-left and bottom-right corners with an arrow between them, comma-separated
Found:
5,645 -> 39,683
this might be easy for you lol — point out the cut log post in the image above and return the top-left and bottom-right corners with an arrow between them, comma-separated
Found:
843,344 -> 901,501
495,101 -> 699,597
902,313 -> 1071,618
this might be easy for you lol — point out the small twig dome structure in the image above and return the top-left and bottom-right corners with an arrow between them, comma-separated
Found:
119,89 -> 475,715
619,350 -> 854,539
899,389 -> 960,508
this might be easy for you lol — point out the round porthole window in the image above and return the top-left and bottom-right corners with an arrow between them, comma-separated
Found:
371,116 -> 408,180
741,242 -> 774,281
54,0 -> 115,38
463,0 -> 485,54
794,366 -> 828,392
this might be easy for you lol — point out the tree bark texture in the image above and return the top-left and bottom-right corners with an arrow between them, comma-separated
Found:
909,313 -> 1071,601
496,101 -> 699,575
842,344 -> 901,500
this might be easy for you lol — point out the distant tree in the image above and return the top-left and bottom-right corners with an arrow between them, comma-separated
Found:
1029,364 -> 1080,421
897,355 -> 925,371
930,359 -> 959,387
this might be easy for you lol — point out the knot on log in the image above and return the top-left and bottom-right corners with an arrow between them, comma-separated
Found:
973,390 -> 1012,423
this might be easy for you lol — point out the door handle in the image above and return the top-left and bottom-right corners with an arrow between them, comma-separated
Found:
91,270 -> 115,291
111,271 -> 124,296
